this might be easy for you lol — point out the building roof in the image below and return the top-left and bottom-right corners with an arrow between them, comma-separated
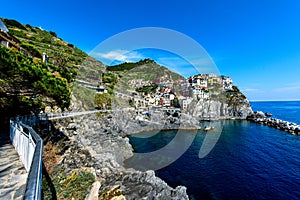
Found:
0,19 -> 9,32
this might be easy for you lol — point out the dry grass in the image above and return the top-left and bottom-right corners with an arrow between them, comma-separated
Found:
43,143 -> 62,174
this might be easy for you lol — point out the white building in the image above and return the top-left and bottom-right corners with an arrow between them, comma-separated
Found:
181,97 -> 193,110
1,40 -> 9,48
96,86 -> 108,94
192,88 -> 209,100
222,76 -> 233,90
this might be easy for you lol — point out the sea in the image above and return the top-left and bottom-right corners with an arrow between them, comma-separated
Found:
125,101 -> 300,200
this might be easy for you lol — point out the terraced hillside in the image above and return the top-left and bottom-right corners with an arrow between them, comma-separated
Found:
0,18 -> 105,119
1,18 -> 105,83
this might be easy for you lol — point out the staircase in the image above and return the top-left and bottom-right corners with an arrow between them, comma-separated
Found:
0,133 -> 28,200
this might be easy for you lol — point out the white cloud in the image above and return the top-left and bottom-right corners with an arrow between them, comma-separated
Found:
190,57 -> 214,66
242,88 -> 260,92
92,50 -> 144,63
273,85 -> 300,92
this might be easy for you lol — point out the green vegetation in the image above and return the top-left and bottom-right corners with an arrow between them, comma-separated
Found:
136,84 -> 158,95
72,83 -> 96,110
2,18 -> 26,30
76,57 -> 105,82
173,97 -> 180,108
41,130 -> 96,200
102,72 -> 118,84
95,93 -> 111,109
1,17 -> 105,81
20,43 -> 42,58
99,186 -> 125,200
101,72 -> 118,95
0,46 -> 70,119
0,18 -> 186,115
116,59 -> 183,84
128,99 -> 135,107
49,31 -> 57,37
106,59 -> 184,92
225,85 -> 247,106
101,59 -> 184,108
0,17 -> 106,120
42,169 -> 95,200
107,58 -> 154,71
55,171 -> 95,200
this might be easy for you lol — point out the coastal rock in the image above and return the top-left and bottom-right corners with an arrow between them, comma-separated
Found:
53,113 -> 189,199
247,115 -> 300,136
188,99 -> 252,120
247,111 -> 266,120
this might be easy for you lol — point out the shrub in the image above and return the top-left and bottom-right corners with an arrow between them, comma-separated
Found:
58,171 -> 95,199
41,37 -> 52,44
20,43 -> 42,58
9,29 -> 27,38
3,18 -> 26,30
95,93 -> 111,109
67,43 -> 74,48
49,31 -> 57,37
102,73 -> 118,84
136,84 -> 158,95
0,46 -> 71,116
43,170 -> 95,200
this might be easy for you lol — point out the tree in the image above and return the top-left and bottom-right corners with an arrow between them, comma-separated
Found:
49,31 -> 57,37
0,46 -> 71,119
173,97 -> 181,108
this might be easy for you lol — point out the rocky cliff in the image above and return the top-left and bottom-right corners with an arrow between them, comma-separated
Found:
187,87 -> 253,120
49,113 -> 189,199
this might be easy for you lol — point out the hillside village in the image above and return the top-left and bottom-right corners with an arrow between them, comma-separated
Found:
109,73 -> 234,111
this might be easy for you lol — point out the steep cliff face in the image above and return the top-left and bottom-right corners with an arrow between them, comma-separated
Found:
187,87 -> 253,120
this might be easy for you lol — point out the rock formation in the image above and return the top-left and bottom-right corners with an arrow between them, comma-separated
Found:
53,113 -> 189,199
187,92 -> 252,120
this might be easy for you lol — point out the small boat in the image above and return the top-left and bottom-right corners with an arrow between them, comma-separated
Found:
204,126 -> 215,131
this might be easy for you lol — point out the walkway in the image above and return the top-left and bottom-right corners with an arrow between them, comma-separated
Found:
0,132 -> 28,200
46,109 -> 112,120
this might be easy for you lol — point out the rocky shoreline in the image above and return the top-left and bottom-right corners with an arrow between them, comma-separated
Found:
247,112 -> 300,135
126,126 -> 201,136
43,105 -> 300,199
52,112 -> 189,199
43,93 -> 273,199
42,97 -> 254,198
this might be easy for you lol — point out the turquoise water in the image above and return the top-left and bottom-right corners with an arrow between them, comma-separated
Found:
125,101 -> 300,199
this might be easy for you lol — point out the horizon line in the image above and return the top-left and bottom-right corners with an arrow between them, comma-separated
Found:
250,99 -> 300,102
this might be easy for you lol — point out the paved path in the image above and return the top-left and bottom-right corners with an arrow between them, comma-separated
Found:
47,109 -> 112,120
0,132 -> 28,200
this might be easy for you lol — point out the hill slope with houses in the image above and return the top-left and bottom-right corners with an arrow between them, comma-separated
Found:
102,62 -> 252,121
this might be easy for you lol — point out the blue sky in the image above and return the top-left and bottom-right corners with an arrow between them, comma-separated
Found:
1,0 -> 300,101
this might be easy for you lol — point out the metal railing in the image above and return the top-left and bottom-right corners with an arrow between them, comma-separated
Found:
10,118 -> 43,200
39,110 -> 111,120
